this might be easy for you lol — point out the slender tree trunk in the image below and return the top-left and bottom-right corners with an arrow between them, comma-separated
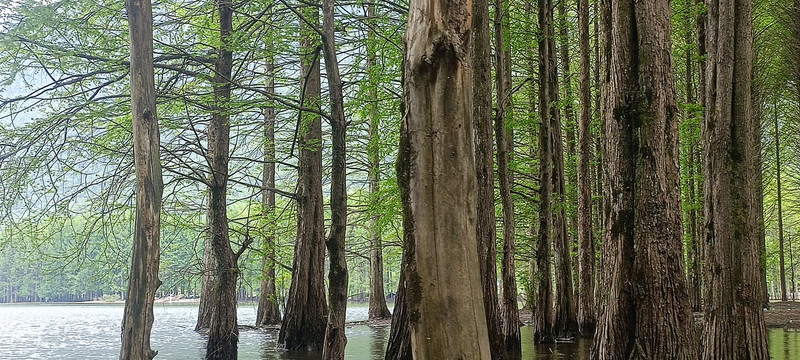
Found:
702,0 -> 769,358
776,113 -> 787,302
365,3 -> 392,321
494,0 -> 521,352
576,0 -> 595,337
321,0 -> 348,358
549,0 -> 577,340
256,27 -> 282,328
205,2 -> 240,359
473,0 -> 505,357
687,142 -> 702,311
592,0 -> 697,358
385,114 -> 413,360
695,0 -> 707,313
535,0 -> 555,344
279,1 -> 328,350
684,7 -> 702,312
120,0 -> 162,357
559,0 -> 576,157
402,1 -> 491,357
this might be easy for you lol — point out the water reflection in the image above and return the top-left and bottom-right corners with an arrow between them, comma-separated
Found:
0,303 -> 798,359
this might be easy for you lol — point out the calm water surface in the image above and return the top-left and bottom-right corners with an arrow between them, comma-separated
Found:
0,303 -> 798,359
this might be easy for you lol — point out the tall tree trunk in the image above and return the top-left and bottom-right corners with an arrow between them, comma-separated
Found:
776,114 -> 787,302
494,0 -> 521,352
592,0 -> 697,358
687,142 -> 702,312
255,27 -> 282,328
402,1 -> 491,357
702,0 -> 769,358
576,0 -> 595,337
534,0 -> 555,344
279,1 -> 328,350
365,3 -> 392,321
120,0 -> 162,358
549,0 -> 577,340
684,5 -> 702,313
205,1 -> 240,358
695,0 -> 707,313
559,0 -> 576,157
473,0 -> 505,357
385,116 -> 413,360
321,0 -> 349,358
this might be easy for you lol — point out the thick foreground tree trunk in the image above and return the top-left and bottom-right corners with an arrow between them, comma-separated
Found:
576,0 -> 596,337
701,0 -> 769,358
120,0 -> 162,358
205,2 -> 240,359
279,2 -> 328,351
494,0 -> 521,352
401,0 -> 491,357
255,49 -> 281,327
592,0 -> 697,358
321,0 -> 348,358
473,0 -> 505,357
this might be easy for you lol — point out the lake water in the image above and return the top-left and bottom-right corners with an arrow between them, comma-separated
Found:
0,303 -> 798,359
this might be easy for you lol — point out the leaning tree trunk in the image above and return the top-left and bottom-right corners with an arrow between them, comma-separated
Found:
592,0 -> 697,358
120,0 -> 162,358
576,0 -> 596,337
402,0 -> 491,357
534,0 -> 555,344
494,0 -> 521,352
205,1 -> 241,359
278,1 -> 328,351
255,44 -> 281,327
321,0 -> 349,358
473,0 -> 505,357
701,0 -> 769,358
365,3 -> 392,321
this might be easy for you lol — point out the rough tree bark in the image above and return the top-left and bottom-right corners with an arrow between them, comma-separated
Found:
205,1 -> 242,358
576,0 -> 596,337
120,0 -> 162,358
365,3 -> 392,321
279,1 -> 328,351
592,0 -> 697,358
255,39 -> 282,327
534,0 -> 555,344
549,0 -> 578,341
321,0 -> 348,358
472,0 -> 505,357
494,0 -> 521,352
402,0 -> 491,357
701,0 -> 769,358
384,114 -> 413,360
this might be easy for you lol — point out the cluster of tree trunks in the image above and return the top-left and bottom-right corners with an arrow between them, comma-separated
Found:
278,2 -> 328,351
593,1 -> 697,358
118,0 -> 777,358
701,0 -> 769,358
